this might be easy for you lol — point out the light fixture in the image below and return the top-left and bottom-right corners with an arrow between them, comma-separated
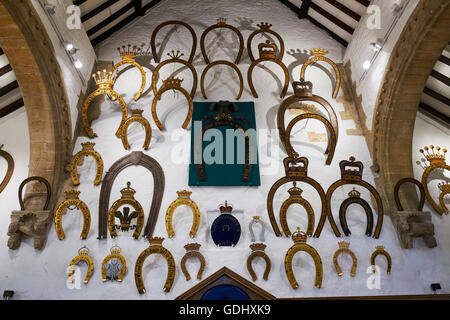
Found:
74,60 -> 83,69
370,38 -> 383,52
392,0 -> 404,15
65,42 -> 73,51
362,60 -> 371,70
44,3 -> 56,15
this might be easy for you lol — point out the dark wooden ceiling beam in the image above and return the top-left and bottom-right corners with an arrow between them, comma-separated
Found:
81,0 -> 121,22
310,2 -> 354,34
0,80 -> 18,96
0,47 -> 4,55
430,69 -> 450,86
0,97 -> 24,118
134,0 -> 144,16
424,86 -> 450,106
308,15 -> 348,47
354,0 -> 370,7
87,2 -> 134,36
419,102 -> 450,125
73,0 -> 88,6
0,64 -> 12,77
438,55 -> 450,66
324,0 -> 361,21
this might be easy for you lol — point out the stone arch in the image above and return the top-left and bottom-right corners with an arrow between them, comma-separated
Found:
371,0 -> 450,212
0,1 -> 72,212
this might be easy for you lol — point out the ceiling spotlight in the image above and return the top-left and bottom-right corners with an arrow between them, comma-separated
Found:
362,60 -> 371,70
44,3 -> 56,15
392,0 -> 404,15
370,38 -> 383,52
64,42 -> 73,51
74,60 -> 83,69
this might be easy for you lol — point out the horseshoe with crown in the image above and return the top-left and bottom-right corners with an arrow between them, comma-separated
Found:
247,22 -> 284,62
70,142 -> 104,185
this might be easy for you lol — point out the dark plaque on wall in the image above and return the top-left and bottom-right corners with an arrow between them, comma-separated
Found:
211,201 -> 241,247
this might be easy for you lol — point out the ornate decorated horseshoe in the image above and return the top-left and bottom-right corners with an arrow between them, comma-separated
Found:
101,245 -> 127,282
81,69 -> 128,138
419,145 -> 449,215
326,156 -> 384,238
151,20 -> 197,64
247,22 -> 284,62
370,245 -> 391,274
98,152 -> 165,239
285,228 -> 323,289
267,156 -> 338,238
247,243 -> 271,281
247,40 -> 289,99
68,246 -> 94,284
108,181 -> 144,239
70,142 -> 104,185
18,176 -> 51,211
165,190 -> 200,238
120,109 -> 152,150
0,145 -> 14,193
339,188 -> 374,237
300,48 -> 341,99
151,77 -> 193,131
180,243 -> 206,281
394,177 -> 426,212
134,237 -> 176,294
279,182 -> 315,237
285,113 -> 337,165
200,60 -> 244,100
152,50 -> 197,98
200,18 -> 244,64
277,80 -> 338,155
111,44 -> 146,101
333,241 -> 357,277
249,216 -> 265,242
438,182 -> 449,214
54,190 -> 91,240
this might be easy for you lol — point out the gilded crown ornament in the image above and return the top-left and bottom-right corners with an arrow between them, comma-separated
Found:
148,236 -> 164,246
420,145 -> 447,165
92,69 -> 117,89
64,189 -> 81,199
81,141 -> 95,150
120,181 -> 136,199
247,21 -> 284,62
167,49 -> 184,60
311,48 -> 329,56
258,40 -> 277,59
110,245 -> 122,254
348,187 -> 361,198
176,190 -> 192,198
249,243 -> 266,252
219,201 -> 233,213
376,245 -> 385,251
257,21 -> 272,30
284,156 -> 308,178
253,216 -> 260,219
296,104 -> 318,114
291,227 -> 308,243
217,17 -> 227,26
78,246 -> 90,255
130,109 -> 144,116
184,243 -> 201,251
162,77 -> 183,89
288,182 -> 304,197
292,80 -> 313,97
338,241 -> 350,249
340,156 -> 364,182
439,181 -> 450,192
117,44 -> 141,61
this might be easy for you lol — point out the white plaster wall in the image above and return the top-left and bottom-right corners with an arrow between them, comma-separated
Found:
0,0 -> 449,299
343,0 -> 419,130
32,0 -> 97,137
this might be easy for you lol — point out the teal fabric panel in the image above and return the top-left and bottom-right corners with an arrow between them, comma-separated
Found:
188,101 -> 261,186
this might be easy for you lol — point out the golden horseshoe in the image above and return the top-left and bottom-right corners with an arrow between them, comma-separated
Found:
439,183 -> 449,214
180,243 -> 206,281
247,22 -> 284,62
81,69 -> 128,138
267,156 -> 335,238
247,40 -> 289,98
419,146 -> 449,215
151,77 -> 193,131
108,181 -> 144,239
151,20 -> 197,64
54,190 -> 91,240
326,156 -> 384,238
68,246 -> 94,284
111,44 -> 146,101
200,60 -> 244,100
134,237 -> 176,294
370,245 -> 392,274
0,145 -> 14,193
70,142 -> 104,185
279,182 -> 315,237
333,241 -> 357,277
200,18 -> 244,64
285,112 -> 337,165
152,50 -> 197,98
300,48 -> 341,99
284,228 -> 323,289
120,109 -> 152,150
247,243 -> 271,281
165,190 -> 200,238
101,245 -> 127,282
